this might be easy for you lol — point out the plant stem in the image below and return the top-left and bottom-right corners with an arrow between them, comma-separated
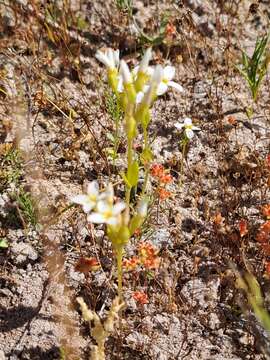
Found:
116,247 -> 124,300
125,136 -> 133,206
179,141 -> 187,187
141,126 -> 150,195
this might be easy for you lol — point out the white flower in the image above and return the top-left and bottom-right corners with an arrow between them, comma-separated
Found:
157,66 -> 184,95
72,181 -> 100,213
120,60 -> 132,84
141,65 -> 163,106
175,117 -> 201,139
95,48 -> 120,70
138,48 -> 152,74
135,85 -> 149,104
88,200 -> 126,226
99,183 -> 114,205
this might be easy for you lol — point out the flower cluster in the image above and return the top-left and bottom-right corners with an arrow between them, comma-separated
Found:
150,163 -> 173,201
72,181 -> 126,227
95,47 -> 184,104
123,241 -> 160,271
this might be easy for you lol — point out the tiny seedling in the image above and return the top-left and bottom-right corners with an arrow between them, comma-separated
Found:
237,33 -> 270,102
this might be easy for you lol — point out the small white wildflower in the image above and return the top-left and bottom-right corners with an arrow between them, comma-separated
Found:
138,48 -> 152,74
72,181 -> 100,213
88,200 -> 126,226
141,65 -> 163,106
175,117 -> 201,139
157,66 -> 184,95
120,60 -> 133,84
99,183 -> 114,205
95,48 -> 120,70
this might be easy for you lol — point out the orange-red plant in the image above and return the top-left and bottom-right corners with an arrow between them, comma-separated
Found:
75,257 -> 100,273
150,163 -> 173,201
132,291 -> 148,304
256,221 -> 270,255
122,241 -> 160,272
138,242 -> 160,269
262,204 -> 270,219
238,219 -> 248,237
122,257 -> 140,271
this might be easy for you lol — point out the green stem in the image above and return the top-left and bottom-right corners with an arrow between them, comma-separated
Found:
141,168 -> 149,195
179,140 -> 187,187
116,247 -> 124,300
125,136 -> 133,206
141,125 -> 149,195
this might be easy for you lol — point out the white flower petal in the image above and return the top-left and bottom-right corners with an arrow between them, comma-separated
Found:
163,66 -> 175,81
82,202 -> 94,213
184,117 -> 192,126
117,75 -> 124,92
97,200 -> 110,213
136,91 -> 144,104
174,122 -> 185,130
108,49 -> 114,66
120,60 -> 132,84
139,48 -> 152,73
185,128 -> 194,139
95,50 -> 112,68
152,65 -> 163,84
113,49 -> 120,68
72,194 -> 89,205
156,82 -> 168,95
88,212 -> 106,224
99,183 -> 114,204
192,126 -> 201,131
112,202 -> 126,215
87,181 -> 99,197
168,81 -> 184,92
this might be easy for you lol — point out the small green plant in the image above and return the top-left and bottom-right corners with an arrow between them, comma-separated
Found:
115,0 -> 133,15
134,13 -> 170,46
13,188 -> 38,227
237,33 -> 270,102
0,147 -> 22,189
174,117 -> 200,186
72,48 -> 184,300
